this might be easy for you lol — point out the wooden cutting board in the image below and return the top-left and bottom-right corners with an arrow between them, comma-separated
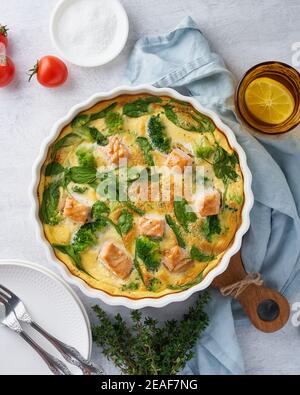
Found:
212,251 -> 290,333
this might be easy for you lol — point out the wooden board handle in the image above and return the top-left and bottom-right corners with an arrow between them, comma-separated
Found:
212,252 -> 290,333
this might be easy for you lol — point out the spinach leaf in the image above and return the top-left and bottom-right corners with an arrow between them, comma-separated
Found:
118,209 -> 134,235
76,147 -> 96,168
51,133 -> 82,158
164,104 -> 215,133
91,201 -> 110,220
201,215 -> 221,242
75,125 -> 108,146
213,146 -> 239,184
90,127 -> 109,146
190,246 -> 215,262
89,102 -> 118,122
136,136 -> 155,166
71,114 -> 91,129
164,104 -> 199,132
53,244 -> 82,270
136,236 -> 161,272
165,215 -> 186,248
39,181 -> 62,225
168,272 -> 204,291
105,112 -> 123,134
69,166 -> 97,184
71,103 -> 118,127
123,97 -> 162,118
124,201 -> 145,216
147,115 -> 171,154
45,162 -> 65,177
173,199 -> 197,232
191,113 -> 215,133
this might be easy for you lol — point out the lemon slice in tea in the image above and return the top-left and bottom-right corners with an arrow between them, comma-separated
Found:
245,77 -> 295,125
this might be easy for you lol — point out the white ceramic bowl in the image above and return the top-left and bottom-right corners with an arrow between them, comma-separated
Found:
50,0 -> 129,67
31,85 -> 254,309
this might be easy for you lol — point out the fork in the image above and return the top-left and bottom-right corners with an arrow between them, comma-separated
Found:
0,284 -> 104,375
0,295 -> 71,375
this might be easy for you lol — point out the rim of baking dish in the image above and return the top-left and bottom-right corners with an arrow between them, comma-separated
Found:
30,85 -> 254,309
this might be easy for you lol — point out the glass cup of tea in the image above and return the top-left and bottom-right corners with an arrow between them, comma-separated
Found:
235,61 -> 300,134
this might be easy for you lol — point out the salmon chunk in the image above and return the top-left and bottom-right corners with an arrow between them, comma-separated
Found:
63,197 -> 90,224
105,136 -> 130,165
163,246 -> 192,272
166,148 -> 193,171
99,242 -> 133,279
138,216 -> 165,238
196,190 -> 221,217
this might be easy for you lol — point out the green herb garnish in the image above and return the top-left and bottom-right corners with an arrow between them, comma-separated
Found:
147,278 -> 162,292
92,292 -> 210,375
122,282 -> 139,292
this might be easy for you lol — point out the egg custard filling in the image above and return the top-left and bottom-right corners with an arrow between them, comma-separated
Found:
38,94 -> 244,299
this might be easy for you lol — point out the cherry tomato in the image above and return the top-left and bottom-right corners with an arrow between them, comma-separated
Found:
0,56 -> 15,87
0,25 -> 8,48
28,56 -> 68,88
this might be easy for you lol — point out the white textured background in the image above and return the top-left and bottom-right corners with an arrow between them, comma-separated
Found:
1,0 -> 300,375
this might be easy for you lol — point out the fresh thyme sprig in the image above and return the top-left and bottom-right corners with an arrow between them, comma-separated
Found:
92,292 -> 210,375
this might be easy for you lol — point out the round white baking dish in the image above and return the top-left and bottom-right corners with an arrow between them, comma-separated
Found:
30,85 -> 254,309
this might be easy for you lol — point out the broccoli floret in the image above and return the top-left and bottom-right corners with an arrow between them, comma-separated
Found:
195,144 -> 214,160
72,218 -> 107,253
76,147 -> 96,168
147,115 -> 171,154
91,201 -> 110,220
105,112 -> 123,134
136,236 -> 161,272
72,223 -> 97,253
117,209 -> 133,235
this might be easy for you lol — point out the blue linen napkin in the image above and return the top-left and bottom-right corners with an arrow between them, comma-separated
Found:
125,16 -> 300,374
